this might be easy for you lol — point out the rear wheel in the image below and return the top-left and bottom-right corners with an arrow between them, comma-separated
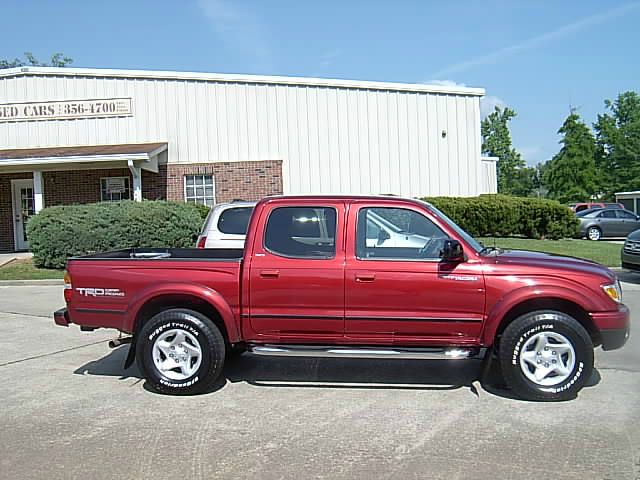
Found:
136,308 -> 226,395
499,310 -> 593,401
587,226 -> 602,241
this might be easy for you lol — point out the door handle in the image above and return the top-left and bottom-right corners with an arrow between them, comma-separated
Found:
259,270 -> 280,278
355,273 -> 375,282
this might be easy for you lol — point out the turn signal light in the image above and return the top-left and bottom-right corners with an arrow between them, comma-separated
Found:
602,282 -> 622,303
63,271 -> 72,303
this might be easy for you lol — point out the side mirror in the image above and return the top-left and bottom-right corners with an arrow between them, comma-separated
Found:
377,229 -> 391,244
441,239 -> 465,262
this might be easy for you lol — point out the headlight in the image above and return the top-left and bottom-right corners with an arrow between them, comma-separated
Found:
602,280 -> 622,303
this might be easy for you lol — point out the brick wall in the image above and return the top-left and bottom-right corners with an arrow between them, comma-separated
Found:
0,160 -> 283,251
43,168 -> 132,206
160,160 -> 283,203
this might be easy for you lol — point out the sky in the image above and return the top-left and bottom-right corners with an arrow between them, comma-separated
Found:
1,0 -> 639,165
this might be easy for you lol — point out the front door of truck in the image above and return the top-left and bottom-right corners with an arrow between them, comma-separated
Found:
344,204 -> 485,344
247,202 -> 345,341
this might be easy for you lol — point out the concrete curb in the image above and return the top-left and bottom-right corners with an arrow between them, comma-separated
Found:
0,279 -> 64,286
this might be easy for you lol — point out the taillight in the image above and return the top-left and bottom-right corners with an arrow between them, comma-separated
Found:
197,236 -> 207,248
63,271 -> 72,303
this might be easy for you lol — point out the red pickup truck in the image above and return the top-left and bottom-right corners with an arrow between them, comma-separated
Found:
54,195 -> 630,401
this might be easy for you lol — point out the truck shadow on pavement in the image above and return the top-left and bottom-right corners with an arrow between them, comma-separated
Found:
74,346 -> 601,401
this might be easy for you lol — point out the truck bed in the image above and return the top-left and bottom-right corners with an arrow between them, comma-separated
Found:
74,247 -> 244,261
64,247 -> 244,333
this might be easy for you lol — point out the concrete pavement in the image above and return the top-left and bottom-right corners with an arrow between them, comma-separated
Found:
0,280 -> 639,480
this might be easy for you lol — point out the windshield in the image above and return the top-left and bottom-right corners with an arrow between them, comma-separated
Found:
420,201 -> 483,253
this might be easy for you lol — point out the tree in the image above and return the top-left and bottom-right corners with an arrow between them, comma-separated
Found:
0,52 -> 73,69
543,111 -> 597,203
481,106 -> 528,195
594,91 -> 640,199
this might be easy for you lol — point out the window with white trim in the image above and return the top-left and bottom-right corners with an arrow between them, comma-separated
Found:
184,174 -> 215,207
100,177 -> 131,202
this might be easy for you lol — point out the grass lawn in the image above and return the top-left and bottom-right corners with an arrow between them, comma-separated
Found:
0,259 -> 64,280
478,237 -> 622,267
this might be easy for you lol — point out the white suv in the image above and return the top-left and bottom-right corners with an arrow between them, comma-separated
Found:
196,201 -> 255,249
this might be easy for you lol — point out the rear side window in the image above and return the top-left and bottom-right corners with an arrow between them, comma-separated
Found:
264,207 -> 337,259
217,207 -> 253,235
598,210 -> 616,218
575,205 -> 589,213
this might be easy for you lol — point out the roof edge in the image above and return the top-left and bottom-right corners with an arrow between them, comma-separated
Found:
0,66 -> 486,96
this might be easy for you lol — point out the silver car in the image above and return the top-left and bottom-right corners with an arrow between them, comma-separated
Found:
578,208 -> 640,240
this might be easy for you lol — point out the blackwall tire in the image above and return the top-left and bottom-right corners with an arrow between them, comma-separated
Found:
499,310 -> 593,401
136,308 -> 226,395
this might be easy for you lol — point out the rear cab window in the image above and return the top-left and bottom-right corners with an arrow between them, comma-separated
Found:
264,206 -> 337,259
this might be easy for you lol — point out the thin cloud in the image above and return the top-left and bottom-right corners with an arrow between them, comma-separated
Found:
319,49 -> 341,68
430,2 -> 640,78
428,79 -> 467,88
480,95 -> 505,118
428,80 -> 505,118
197,0 -> 272,70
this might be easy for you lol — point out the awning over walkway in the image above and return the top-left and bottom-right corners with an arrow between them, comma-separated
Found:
0,142 -> 167,203
0,142 -> 167,173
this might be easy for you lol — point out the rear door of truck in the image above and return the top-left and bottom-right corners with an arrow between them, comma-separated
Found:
246,199 -> 346,340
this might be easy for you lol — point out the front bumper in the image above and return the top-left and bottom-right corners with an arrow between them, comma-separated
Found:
621,249 -> 640,271
591,304 -> 630,351
54,308 -> 70,327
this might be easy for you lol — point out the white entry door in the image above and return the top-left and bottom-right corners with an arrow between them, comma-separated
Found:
11,179 -> 35,250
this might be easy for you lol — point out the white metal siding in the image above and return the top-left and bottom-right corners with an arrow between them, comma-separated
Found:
0,72 -> 489,197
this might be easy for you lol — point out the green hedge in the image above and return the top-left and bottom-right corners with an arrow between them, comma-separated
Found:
27,201 -> 204,269
422,195 -> 578,240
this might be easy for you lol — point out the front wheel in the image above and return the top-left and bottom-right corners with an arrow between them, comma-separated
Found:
499,310 -> 593,401
136,308 -> 226,395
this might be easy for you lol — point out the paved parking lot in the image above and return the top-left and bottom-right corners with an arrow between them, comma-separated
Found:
1,277 -> 640,480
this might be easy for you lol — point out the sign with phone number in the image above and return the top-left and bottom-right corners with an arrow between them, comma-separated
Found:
0,98 -> 133,122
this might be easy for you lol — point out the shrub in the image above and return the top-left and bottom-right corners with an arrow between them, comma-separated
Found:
27,201 -> 204,269
189,202 -> 211,220
422,194 -> 578,240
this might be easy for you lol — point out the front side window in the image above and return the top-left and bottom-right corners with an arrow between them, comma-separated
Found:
264,207 -> 337,259
100,177 -> 131,202
217,207 -> 254,235
185,175 -> 215,207
356,207 -> 449,260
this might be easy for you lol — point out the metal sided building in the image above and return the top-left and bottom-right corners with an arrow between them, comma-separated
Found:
0,66 -> 496,252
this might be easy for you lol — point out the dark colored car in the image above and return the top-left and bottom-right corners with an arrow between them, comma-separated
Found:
622,229 -> 640,271
577,208 -> 640,240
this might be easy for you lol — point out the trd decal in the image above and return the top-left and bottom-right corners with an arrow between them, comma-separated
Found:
76,287 -> 125,297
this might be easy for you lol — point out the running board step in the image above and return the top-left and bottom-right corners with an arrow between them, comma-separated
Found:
248,345 -> 480,360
